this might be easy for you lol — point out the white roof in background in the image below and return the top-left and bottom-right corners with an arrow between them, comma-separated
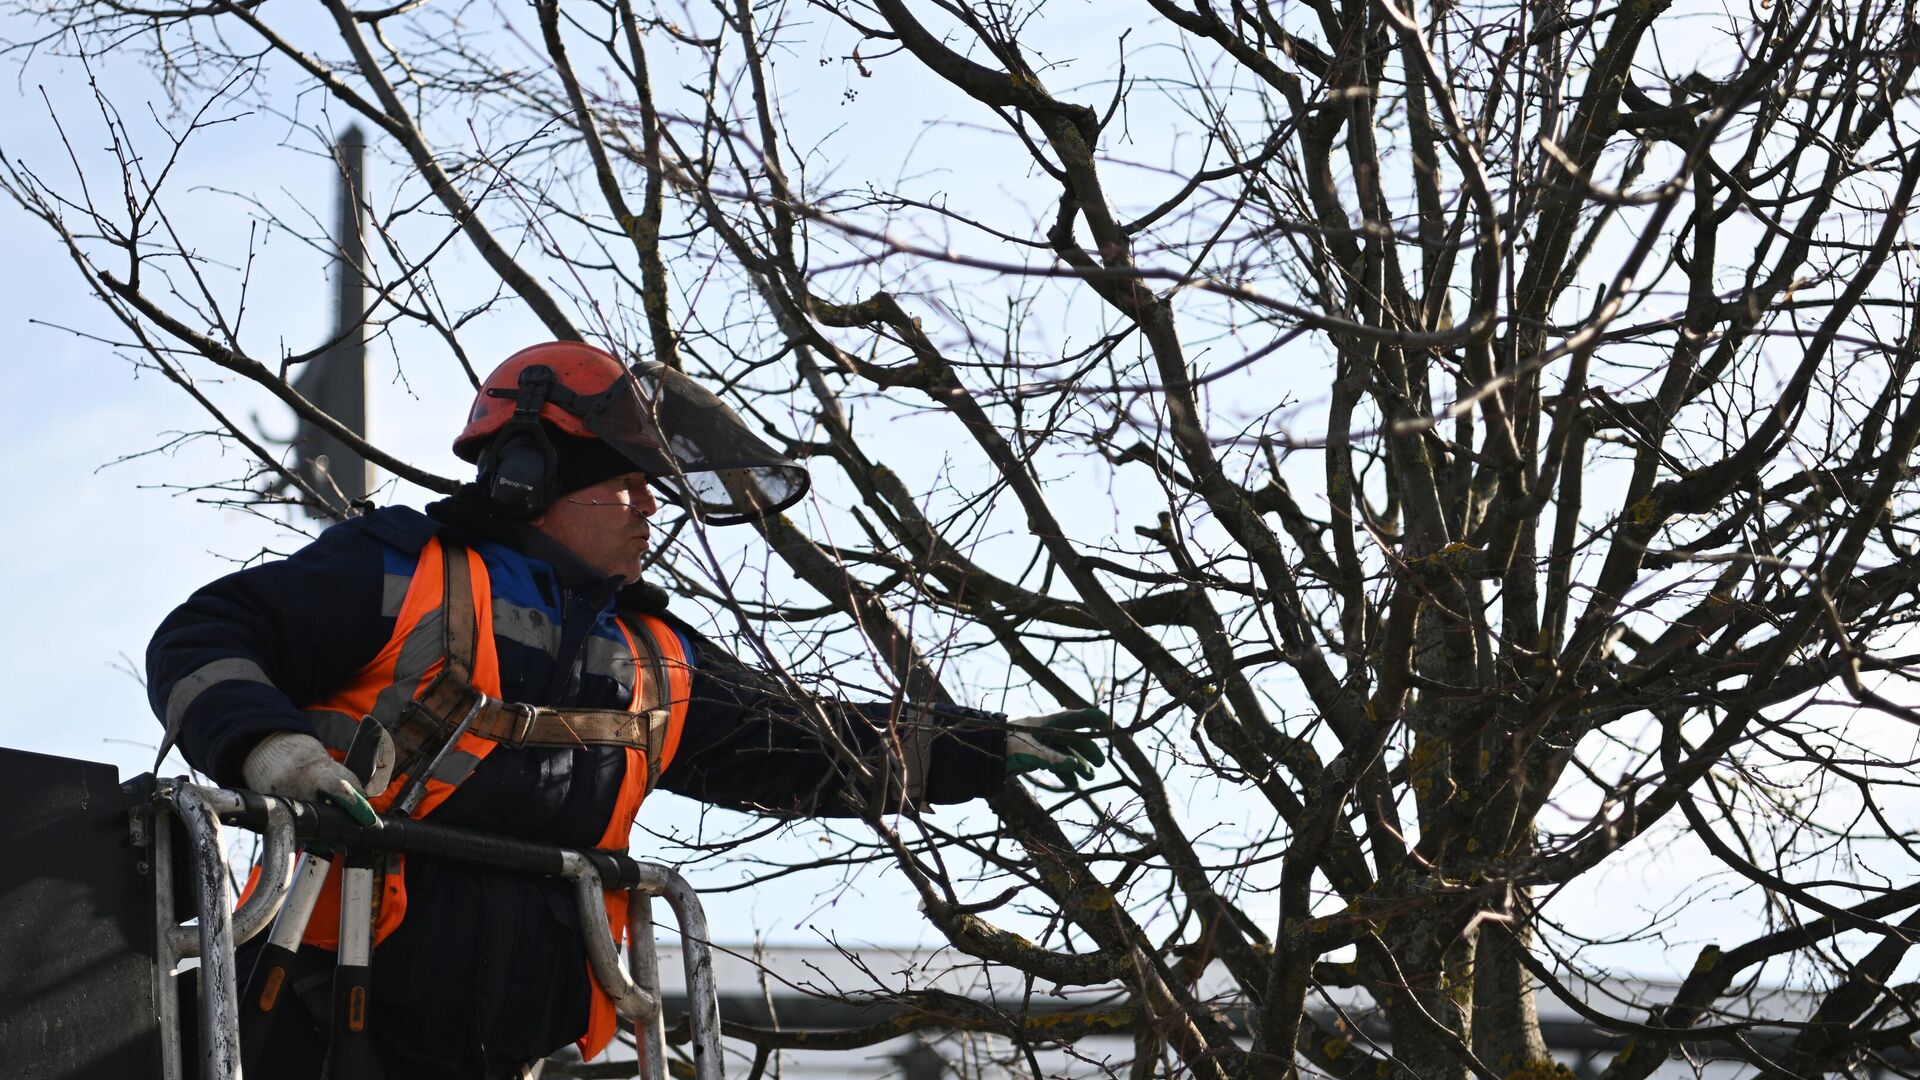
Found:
598,944 -> 1814,1079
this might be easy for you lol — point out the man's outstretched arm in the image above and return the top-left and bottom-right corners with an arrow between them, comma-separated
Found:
652,617 -> 1011,815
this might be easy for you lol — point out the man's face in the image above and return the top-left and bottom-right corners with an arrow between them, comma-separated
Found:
529,471 -> 661,583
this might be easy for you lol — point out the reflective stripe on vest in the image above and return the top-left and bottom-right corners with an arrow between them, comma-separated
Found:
259,536 -> 690,1061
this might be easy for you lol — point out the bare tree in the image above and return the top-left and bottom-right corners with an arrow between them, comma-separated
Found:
9,0 -> 1920,1076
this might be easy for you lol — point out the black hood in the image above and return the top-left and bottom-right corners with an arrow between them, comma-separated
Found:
426,485 -> 670,615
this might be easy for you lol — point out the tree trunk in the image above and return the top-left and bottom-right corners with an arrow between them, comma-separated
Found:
1473,910 -> 1551,1075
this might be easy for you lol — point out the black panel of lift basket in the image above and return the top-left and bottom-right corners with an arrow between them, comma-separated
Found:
0,748 -> 166,1079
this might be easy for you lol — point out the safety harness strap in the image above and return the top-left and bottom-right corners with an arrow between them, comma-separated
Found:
633,617 -> 673,792
439,538 -> 478,684
454,699 -> 672,755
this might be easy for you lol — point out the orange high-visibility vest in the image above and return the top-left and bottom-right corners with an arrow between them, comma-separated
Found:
261,536 -> 690,1059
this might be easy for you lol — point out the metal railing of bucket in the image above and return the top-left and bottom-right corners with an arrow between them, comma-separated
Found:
147,779 -> 723,1080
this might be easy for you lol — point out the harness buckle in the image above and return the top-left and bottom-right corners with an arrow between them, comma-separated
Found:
509,703 -> 538,748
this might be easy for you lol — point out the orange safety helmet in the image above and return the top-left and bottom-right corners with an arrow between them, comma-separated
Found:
455,341 -> 810,525
453,341 -> 653,460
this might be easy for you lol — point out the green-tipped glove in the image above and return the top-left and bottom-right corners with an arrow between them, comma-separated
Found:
1005,707 -> 1109,783
242,731 -> 388,827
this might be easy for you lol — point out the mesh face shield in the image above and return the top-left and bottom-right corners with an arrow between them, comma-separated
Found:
572,362 -> 810,526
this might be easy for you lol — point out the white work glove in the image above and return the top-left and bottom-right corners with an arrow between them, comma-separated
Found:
1005,708 -> 1109,785
242,731 -> 390,827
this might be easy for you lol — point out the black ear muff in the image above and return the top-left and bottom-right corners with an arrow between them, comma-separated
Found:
482,422 -> 556,520
481,364 -> 560,520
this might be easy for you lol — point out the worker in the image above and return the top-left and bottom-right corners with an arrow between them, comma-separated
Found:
146,341 -> 1105,1079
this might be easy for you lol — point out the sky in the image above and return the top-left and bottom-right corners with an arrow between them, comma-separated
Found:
0,0 -> 1865,990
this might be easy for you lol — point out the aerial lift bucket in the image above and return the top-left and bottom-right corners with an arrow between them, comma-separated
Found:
0,748 -> 724,1080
